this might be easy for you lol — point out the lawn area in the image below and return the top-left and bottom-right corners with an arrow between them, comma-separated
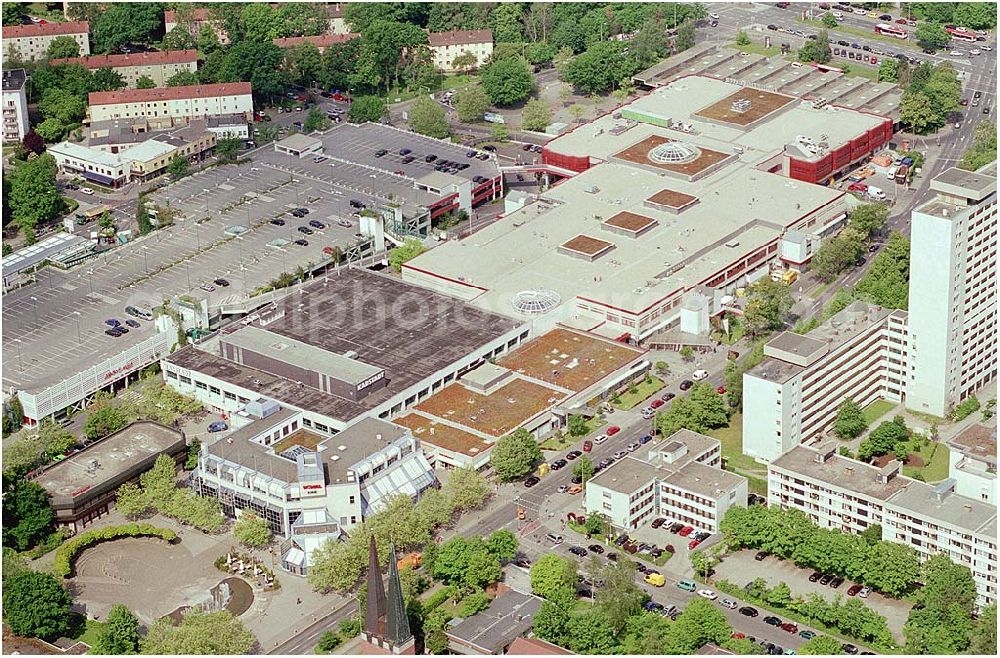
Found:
612,377 -> 665,410
708,414 -> 766,477
66,615 -> 105,648
797,17 -> 915,48
540,417 -> 606,451
844,65 -> 880,81
725,41 -> 782,57
902,440 -> 950,482
863,399 -> 898,425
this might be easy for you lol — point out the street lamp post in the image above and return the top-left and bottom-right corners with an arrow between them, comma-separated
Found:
14,338 -> 23,371
73,311 -> 82,343
142,246 -> 150,274
29,296 -> 38,326
237,237 -> 248,291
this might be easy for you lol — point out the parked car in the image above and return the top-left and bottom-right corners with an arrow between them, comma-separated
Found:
692,369 -> 709,381
588,544 -> 605,554
606,425 -> 621,436
848,584 -> 863,596
740,606 -> 759,617
294,239 -> 309,246
650,398 -> 665,409
104,328 -> 122,337
208,421 -> 228,432
679,380 -> 694,390
80,187 -> 95,195
639,434 -> 652,444
755,551 -> 769,561
566,450 -> 582,460
125,319 -> 140,328
568,546 -> 587,557
819,574 -> 833,585
645,572 -> 666,587
799,630 -> 816,640
720,599 -> 738,610
688,539 -> 702,550
270,218 -> 286,226
583,440 -> 593,452
830,577 -> 845,589
842,644 -> 859,655
780,622 -> 798,633
546,533 -> 564,545
200,283 -> 216,292
858,586 -> 872,598
549,459 -> 566,470
697,589 -> 717,600
524,476 -> 540,487
809,572 -> 822,582
214,278 -> 230,287
308,220 -> 325,229
669,523 -> 685,533
764,616 -> 783,626
661,392 -> 675,402
651,517 -> 667,529
104,319 -> 121,327
678,526 -> 695,537
677,579 -> 696,592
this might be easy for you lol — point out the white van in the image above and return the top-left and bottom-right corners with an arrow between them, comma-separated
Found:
692,369 -> 709,381
867,186 -> 886,200
886,166 -> 898,180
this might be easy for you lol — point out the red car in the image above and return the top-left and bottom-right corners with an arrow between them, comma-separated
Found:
895,18 -> 908,24
688,539 -> 701,550
731,632 -> 746,640
848,182 -> 868,193
847,584 -> 863,596
583,440 -> 593,452
716,385 -> 726,394
780,623 -> 798,633
678,526 -> 694,537
650,398 -> 665,409
606,426 -> 621,436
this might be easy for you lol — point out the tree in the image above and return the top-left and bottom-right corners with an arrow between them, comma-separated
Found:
833,399 -> 867,440
900,88 -> 941,134
915,22 -> 950,51
798,30 -> 832,64
47,36 -> 81,60
567,415 -> 589,437
83,405 -> 131,440
583,512 -> 607,537
821,12 -> 839,29
166,71 -> 200,87
530,554 -> 578,598
115,481 -> 148,519
854,233 -> 910,310
408,97 -> 449,139
562,40 -> 639,94
215,138 -> 240,165
490,123 -> 509,142
798,635 -> 844,654
490,2 -> 524,42
595,558 -> 645,634
533,600 -> 571,646
480,57 -> 534,106
572,456 -> 595,484
735,30 -> 752,47
453,85 -> 491,123
666,598 -> 732,653
451,51 -> 478,73
442,466 -> 489,512
676,20 -> 697,52
289,41 -> 323,88
168,155 -> 190,180
2,571 -> 73,639
315,630 -> 341,653
348,95 -> 388,123
2,3 -> 25,26
969,603 -> 997,655
960,120 -> 997,171
93,604 -> 141,655
878,58 -> 899,83
140,609 -> 256,654
490,428 -> 542,481
303,107 -> 330,133
858,416 -> 910,462
388,237 -> 428,272
742,277 -> 793,338
91,3 -> 163,54
160,25 -> 197,52
2,477 -> 54,551
849,203 -> 889,240
520,97 -> 552,132
34,118 -> 65,143
680,345 -> 695,362
233,510 -> 271,548
566,608 -> 619,654
7,153 -> 61,235
21,131 -> 44,155
953,2 -> 998,29
135,75 -> 156,90
485,529 -> 518,563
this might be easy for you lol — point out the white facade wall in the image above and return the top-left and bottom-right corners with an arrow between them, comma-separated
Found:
431,41 -> 493,71
17,330 -> 172,423
907,191 -> 997,417
585,478 -> 655,530
2,30 -> 90,61
743,310 -> 908,463
90,92 -> 254,123
950,451 -> 997,505
2,81 -> 29,143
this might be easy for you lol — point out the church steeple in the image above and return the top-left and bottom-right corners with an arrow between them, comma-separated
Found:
360,537 -> 415,655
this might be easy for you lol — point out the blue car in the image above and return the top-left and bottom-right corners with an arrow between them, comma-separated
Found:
639,434 -> 653,444
207,421 -> 228,433
105,319 -> 121,327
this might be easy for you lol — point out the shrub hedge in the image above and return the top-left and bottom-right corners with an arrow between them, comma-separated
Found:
53,523 -> 176,577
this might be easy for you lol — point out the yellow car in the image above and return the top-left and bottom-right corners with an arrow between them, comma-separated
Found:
867,11 -> 878,18
644,572 -> 666,587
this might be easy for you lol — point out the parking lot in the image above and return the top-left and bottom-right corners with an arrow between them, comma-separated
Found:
2,157 -> 373,402
715,549 -> 912,641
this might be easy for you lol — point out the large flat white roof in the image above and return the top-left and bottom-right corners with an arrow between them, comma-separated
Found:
408,159 -> 848,317
549,76 -> 885,162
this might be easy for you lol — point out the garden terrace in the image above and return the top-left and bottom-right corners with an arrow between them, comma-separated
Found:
558,235 -> 615,261
693,88 -> 797,127
602,211 -> 658,238
645,189 -> 699,213
393,413 -> 492,457
413,377 -> 565,438
496,327 -> 644,393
